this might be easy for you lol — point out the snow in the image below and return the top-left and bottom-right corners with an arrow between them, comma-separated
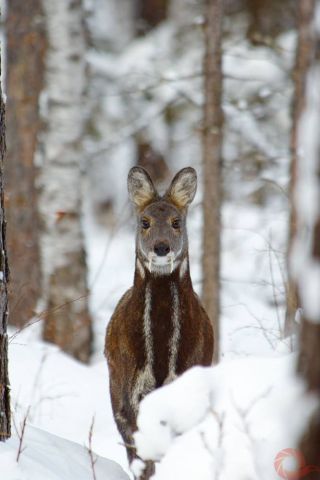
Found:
2,322 -> 131,479
7,326 -> 128,473
1,424 -> 128,480
223,50 -> 285,83
299,262 -> 320,322
135,356 -> 316,480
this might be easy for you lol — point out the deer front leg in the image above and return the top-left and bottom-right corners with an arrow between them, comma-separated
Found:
136,461 -> 155,480
111,391 -> 155,479
109,379 -> 136,463
112,370 -> 156,479
114,411 -> 136,464
130,367 -> 156,480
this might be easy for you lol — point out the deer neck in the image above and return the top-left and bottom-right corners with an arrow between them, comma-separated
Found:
133,251 -> 192,387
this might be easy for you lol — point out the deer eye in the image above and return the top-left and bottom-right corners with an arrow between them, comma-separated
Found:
171,218 -> 181,229
141,218 -> 150,230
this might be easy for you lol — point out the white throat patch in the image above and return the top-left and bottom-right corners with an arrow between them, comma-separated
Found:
144,252 -> 181,276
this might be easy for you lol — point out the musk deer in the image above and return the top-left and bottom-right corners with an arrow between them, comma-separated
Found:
105,166 -> 214,478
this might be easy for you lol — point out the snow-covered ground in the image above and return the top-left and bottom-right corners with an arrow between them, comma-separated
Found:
134,355 -> 314,480
5,322 -> 129,479
2,424 -> 128,480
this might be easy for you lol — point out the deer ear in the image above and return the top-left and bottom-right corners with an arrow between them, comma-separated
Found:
166,167 -> 197,209
128,167 -> 157,210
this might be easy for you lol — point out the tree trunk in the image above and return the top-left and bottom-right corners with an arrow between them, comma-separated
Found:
39,0 -> 92,363
135,0 -> 168,35
0,54 -> 11,442
294,0 -> 320,473
201,0 -> 224,364
246,0 -> 296,44
285,0 -> 315,338
5,0 -> 46,327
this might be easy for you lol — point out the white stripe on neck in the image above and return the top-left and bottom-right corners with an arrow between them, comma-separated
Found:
179,257 -> 188,279
143,283 -> 153,367
136,257 -> 145,279
168,282 -> 180,376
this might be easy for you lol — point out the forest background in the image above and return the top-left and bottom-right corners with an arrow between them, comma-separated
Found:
0,1 -> 320,480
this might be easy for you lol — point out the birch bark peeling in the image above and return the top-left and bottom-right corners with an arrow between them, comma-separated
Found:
39,0 -> 92,362
285,0 -> 316,337
201,0 -> 223,364
5,0 -> 46,327
0,61 -> 11,441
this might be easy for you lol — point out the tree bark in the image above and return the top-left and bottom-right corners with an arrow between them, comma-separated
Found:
5,0 -> 46,327
285,0 -> 315,338
246,0 -> 296,44
0,52 -> 11,442
39,0 -> 92,363
201,0 -> 224,364
135,0 -> 168,35
294,1 -> 320,473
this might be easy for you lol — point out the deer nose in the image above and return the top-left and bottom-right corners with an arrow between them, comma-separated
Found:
154,242 -> 170,256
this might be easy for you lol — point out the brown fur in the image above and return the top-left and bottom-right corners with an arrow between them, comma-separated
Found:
105,167 -> 214,479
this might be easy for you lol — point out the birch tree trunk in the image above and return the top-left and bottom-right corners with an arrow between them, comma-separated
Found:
285,0 -> 315,338
39,0 -> 92,363
293,0 -> 320,471
5,0 -> 46,327
0,57 -> 11,441
201,0 -> 223,364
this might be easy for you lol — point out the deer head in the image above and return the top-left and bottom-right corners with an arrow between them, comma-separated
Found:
128,166 -> 197,275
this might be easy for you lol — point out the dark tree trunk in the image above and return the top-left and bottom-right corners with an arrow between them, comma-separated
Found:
201,0 -> 224,364
136,133 -> 169,185
5,0 -> 46,327
0,55 -> 11,442
294,1 -> 320,474
135,0 -> 168,35
246,0 -> 296,44
285,0 -> 315,338
298,214 -> 320,476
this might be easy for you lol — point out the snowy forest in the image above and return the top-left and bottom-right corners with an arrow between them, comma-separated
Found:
0,0 -> 320,479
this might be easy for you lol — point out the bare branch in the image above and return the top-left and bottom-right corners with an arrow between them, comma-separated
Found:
87,416 -> 97,480
16,406 -> 31,462
199,410 -> 225,480
9,294 -> 89,344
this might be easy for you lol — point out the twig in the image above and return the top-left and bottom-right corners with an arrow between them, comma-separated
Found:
267,232 -> 282,336
89,66 -> 288,101
86,99 -> 178,159
16,406 -> 31,462
200,410 -> 225,480
231,390 -> 271,480
231,324 -> 280,342
87,416 -> 97,480
232,302 -> 277,349
9,293 -> 89,344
